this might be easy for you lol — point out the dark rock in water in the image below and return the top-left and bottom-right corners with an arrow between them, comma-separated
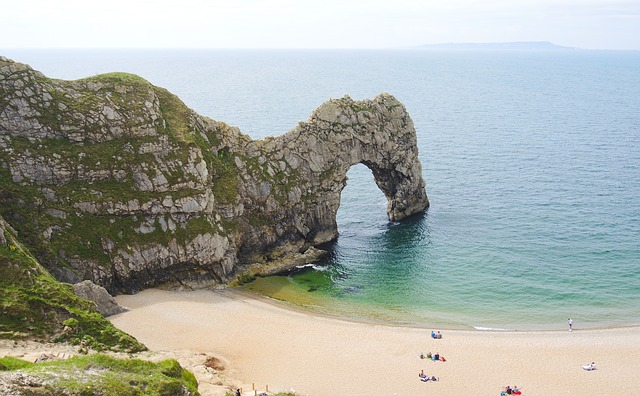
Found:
0,56 -> 429,294
342,285 -> 364,294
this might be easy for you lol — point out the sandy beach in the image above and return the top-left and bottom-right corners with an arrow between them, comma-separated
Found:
108,288 -> 640,396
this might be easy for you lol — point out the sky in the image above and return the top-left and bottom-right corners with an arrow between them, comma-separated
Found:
2,0 -> 639,50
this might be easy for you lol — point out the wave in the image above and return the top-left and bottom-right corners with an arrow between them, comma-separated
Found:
473,326 -> 512,331
295,263 -> 330,272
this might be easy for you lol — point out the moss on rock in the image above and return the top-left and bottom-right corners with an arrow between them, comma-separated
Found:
0,218 -> 146,353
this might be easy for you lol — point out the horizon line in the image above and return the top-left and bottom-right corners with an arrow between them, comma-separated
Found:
2,44 -> 638,52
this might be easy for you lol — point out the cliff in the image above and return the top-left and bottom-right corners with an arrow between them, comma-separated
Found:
0,55 -> 429,293
0,214 -> 145,351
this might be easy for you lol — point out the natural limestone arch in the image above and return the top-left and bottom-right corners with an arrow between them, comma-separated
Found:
0,56 -> 428,291
240,93 -> 430,264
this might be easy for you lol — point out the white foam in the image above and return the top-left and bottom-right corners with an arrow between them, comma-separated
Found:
295,263 -> 329,271
473,326 -> 511,331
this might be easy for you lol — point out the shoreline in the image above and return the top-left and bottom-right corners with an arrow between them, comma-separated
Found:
234,287 -> 640,332
241,275 -> 640,332
108,288 -> 640,395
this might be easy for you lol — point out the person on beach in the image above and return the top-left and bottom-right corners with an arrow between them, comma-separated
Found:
431,330 -> 436,338
568,318 -> 573,331
437,331 -> 442,339
235,389 -> 241,396
433,352 -> 440,361
583,361 -> 597,371
419,373 -> 438,382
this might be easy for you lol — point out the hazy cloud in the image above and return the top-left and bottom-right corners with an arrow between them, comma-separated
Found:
2,0 -> 638,49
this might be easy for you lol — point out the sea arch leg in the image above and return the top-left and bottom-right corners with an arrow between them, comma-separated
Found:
361,159 -> 429,221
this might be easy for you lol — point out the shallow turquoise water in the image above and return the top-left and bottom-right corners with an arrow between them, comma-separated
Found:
6,49 -> 640,329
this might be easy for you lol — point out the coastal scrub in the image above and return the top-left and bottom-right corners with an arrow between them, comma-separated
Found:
0,354 -> 199,395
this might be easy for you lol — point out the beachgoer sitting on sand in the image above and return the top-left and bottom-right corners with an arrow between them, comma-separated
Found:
505,385 -> 513,394
420,352 -> 425,359
431,331 -> 436,338
437,331 -> 442,339
512,386 -> 522,395
431,353 -> 445,361
582,362 -> 597,371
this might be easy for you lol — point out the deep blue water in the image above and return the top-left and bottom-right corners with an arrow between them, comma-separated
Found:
5,49 -> 640,329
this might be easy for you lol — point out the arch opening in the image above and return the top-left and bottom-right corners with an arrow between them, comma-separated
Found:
336,164 -> 388,236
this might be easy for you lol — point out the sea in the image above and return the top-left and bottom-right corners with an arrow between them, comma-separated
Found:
4,48 -> 639,330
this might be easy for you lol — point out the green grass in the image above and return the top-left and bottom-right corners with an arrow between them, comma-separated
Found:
0,356 -> 34,371
0,354 -> 199,396
0,226 -> 146,352
154,85 -> 194,142
80,72 -> 151,86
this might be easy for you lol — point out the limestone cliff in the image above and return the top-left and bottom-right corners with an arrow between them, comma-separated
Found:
0,56 -> 429,293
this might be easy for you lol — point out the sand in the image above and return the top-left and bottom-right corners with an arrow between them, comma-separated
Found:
108,288 -> 640,396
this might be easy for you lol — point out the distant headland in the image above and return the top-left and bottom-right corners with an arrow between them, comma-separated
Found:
415,41 -> 576,50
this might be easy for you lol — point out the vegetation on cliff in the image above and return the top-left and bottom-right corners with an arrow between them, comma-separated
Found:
0,219 -> 204,394
0,354 -> 199,395
0,218 -> 145,353
1,56 -> 239,292
1,55 -> 428,294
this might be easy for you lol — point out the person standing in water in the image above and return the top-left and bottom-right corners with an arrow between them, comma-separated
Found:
568,318 -> 573,332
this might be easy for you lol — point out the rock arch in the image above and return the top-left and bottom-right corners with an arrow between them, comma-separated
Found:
241,93 -> 429,261
0,56 -> 429,290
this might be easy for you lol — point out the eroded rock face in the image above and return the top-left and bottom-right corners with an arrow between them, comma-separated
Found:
0,56 -> 429,293
72,280 -> 128,317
